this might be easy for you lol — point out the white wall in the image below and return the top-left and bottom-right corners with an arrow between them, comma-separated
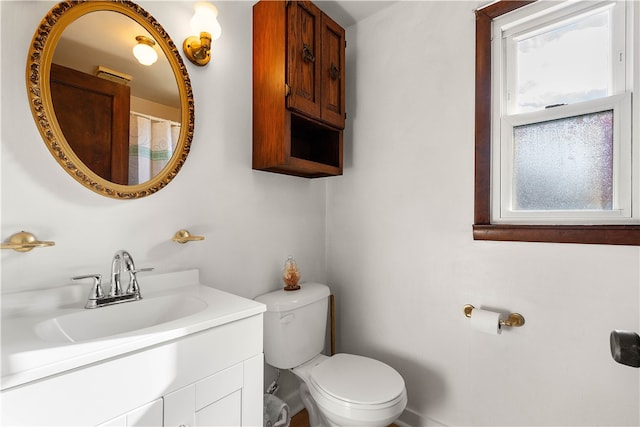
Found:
327,2 -> 640,426
2,1 -> 639,426
0,1 -> 327,299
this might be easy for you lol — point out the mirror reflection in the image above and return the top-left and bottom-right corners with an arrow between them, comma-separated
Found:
52,10 -> 181,186
26,0 -> 193,199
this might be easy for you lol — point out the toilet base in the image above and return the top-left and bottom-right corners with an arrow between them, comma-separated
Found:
298,381 -> 332,427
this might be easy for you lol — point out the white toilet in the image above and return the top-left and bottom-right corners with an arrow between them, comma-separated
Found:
255,283 -> 407,427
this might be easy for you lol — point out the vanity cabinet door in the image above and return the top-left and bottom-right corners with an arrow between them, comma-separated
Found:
164,363 -> 244,427
164,384 -> 196,427
97,399 -> 163,427
195,389 -> 242,426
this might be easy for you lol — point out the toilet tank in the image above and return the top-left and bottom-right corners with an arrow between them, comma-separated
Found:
254,283 -> 330,369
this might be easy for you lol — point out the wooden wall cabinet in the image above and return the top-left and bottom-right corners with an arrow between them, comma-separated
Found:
253,0 -> 345,178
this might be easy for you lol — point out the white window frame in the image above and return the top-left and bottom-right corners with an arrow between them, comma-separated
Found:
490,0 -> 638,225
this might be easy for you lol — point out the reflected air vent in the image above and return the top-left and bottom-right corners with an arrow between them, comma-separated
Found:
94,66 -> 132,85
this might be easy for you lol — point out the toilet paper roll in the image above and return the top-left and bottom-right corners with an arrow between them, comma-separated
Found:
470,308 -> 502,335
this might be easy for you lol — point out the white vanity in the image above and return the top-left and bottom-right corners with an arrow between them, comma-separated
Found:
1,270 -> 266,426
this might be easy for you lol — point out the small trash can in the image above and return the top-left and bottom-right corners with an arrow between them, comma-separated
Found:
263,394 -> 290,427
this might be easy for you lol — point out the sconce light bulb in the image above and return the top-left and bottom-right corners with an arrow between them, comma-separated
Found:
133,36 -> 158,66
191,2 -> 221,40
183,2 -> 220,66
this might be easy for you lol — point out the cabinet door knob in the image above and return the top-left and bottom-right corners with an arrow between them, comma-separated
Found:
302,44 -> 316,63
330,63 -> 340,80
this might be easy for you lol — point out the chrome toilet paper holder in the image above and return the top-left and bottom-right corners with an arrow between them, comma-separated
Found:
463,304 -> 525,328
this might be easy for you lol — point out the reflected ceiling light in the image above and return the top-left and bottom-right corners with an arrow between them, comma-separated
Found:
183,2 -> 221,66
132,35 -> 158,66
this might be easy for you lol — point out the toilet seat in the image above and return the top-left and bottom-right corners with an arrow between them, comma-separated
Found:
309,354 -> 406,407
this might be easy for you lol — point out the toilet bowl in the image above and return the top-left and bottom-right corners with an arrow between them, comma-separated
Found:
254,283 -> 408,427
293,354 -> 407,427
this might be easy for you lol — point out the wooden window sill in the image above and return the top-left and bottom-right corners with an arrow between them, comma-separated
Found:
473,224 -> 640,245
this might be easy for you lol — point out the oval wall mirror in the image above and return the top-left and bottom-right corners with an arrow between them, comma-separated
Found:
26,1 -> 194,199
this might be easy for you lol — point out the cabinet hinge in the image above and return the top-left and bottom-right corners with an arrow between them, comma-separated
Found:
285,83 -> 291,97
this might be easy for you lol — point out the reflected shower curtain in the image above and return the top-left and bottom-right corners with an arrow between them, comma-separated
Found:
129,113 -> 180,185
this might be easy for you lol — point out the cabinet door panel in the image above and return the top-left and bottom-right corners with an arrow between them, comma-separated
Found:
164,384 -> 196,427
165,362 -> 249,426
320,13 -> 345,128
195,363 -> 243,410
287,0 -> 321,118
195,390 -> 242,427
97,415 -> 126,427
242,354 -> 264,427
97,399 -> 163,427
127,399 -> 164,427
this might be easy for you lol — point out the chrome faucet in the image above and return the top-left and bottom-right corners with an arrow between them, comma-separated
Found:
73,250 -> 153,309
110,250 -> 137,297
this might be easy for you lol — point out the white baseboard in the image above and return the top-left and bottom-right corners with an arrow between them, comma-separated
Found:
397,407 -> 447,427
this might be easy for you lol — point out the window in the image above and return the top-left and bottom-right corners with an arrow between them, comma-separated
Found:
474,0 -> 639,245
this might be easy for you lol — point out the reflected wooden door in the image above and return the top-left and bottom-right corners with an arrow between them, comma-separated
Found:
50,63 -> 130,185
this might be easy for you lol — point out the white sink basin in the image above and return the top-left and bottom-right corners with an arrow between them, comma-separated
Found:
1,269 -> 267,391
35,294 -> 208,343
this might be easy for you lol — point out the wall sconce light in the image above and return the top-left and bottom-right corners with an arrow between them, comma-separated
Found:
132,36 -> 158,66
183,2 -> 222,66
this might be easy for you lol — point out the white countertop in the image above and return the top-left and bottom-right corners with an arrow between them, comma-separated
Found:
1,270 -> 266,390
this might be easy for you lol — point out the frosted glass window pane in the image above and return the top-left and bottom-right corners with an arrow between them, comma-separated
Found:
512,110 -> 613,211
515,9 -> 611,113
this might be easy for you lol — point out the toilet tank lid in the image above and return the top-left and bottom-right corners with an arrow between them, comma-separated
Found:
254,283 -> 330,312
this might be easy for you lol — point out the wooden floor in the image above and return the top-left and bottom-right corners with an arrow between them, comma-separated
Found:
290,409 -> 398,427
290,409 -> 310,427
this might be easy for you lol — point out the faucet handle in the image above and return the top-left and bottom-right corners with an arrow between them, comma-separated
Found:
72,274 -> 104,308
126,267 -> 154,297
131,267 -> 154,274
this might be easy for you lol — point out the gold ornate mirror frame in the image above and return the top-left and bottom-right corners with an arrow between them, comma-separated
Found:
26,0 -> 194,199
